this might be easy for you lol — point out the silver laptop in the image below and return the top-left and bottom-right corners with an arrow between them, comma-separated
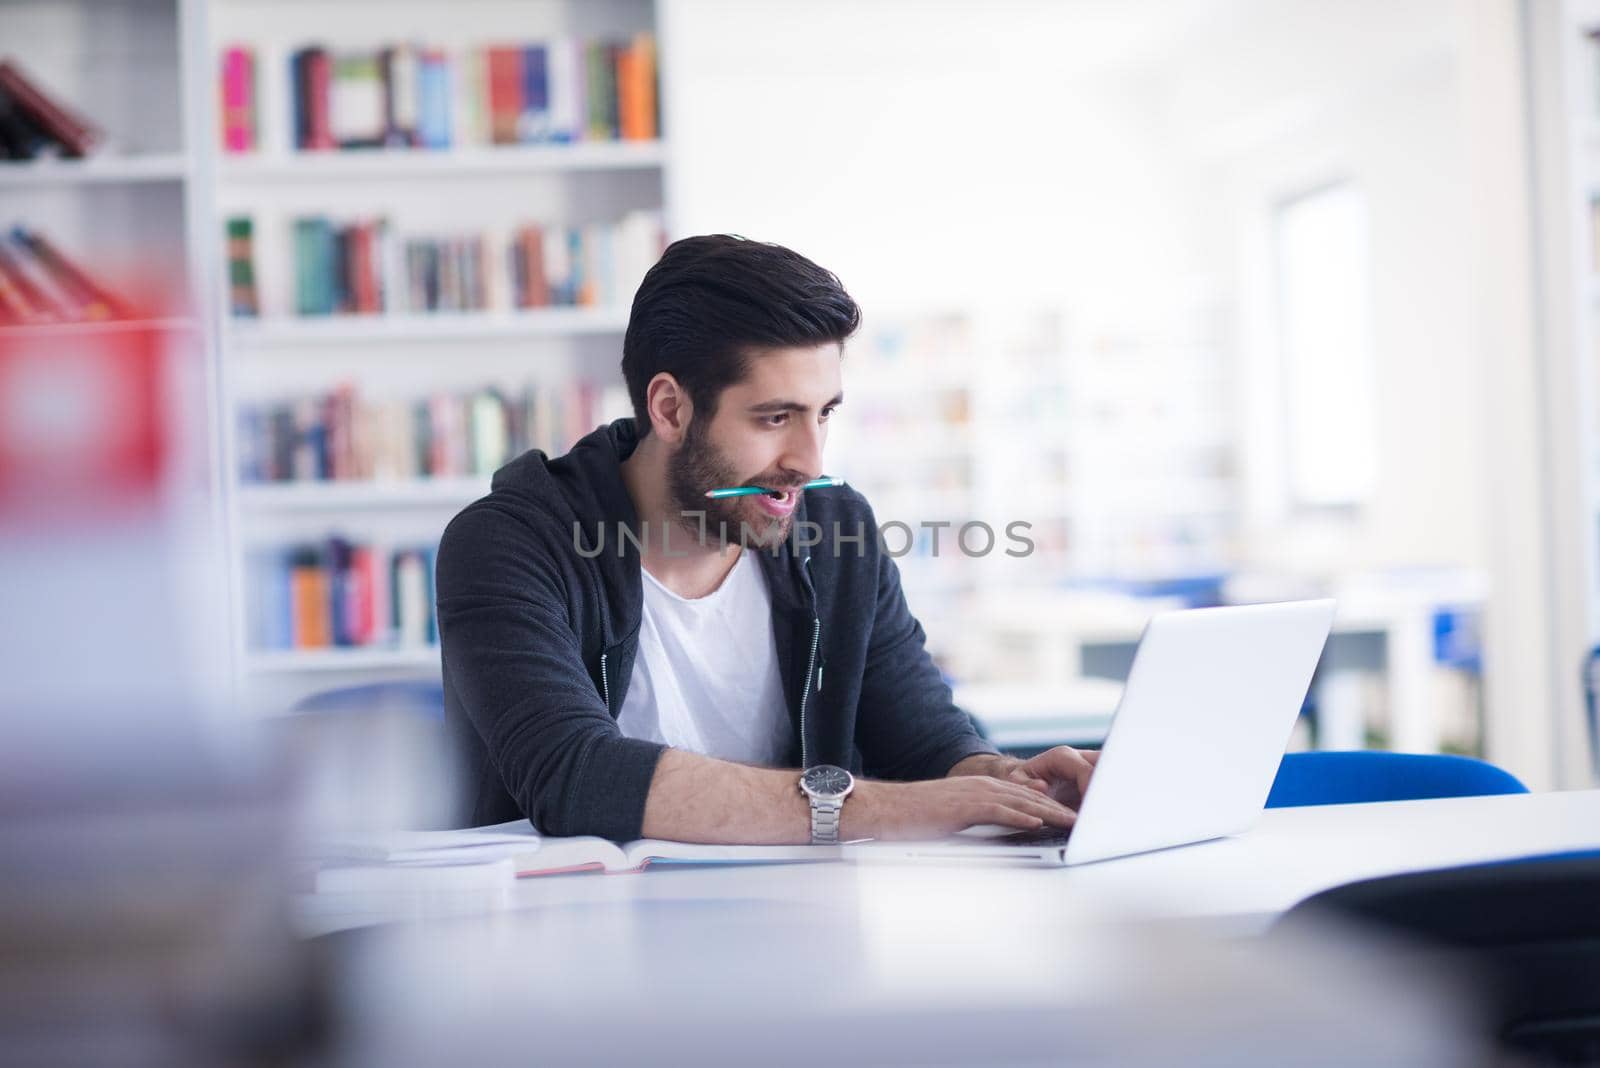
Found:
853,599 -> 1337,867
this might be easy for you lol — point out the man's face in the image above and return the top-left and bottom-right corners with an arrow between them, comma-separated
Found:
665,344 -> 844,550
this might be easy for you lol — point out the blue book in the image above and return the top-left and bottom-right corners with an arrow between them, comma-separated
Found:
417,51 -> 452,149
260,550 -> 294,651
520,45 -> 550,141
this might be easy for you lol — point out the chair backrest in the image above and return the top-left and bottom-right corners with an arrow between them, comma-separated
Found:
1275,852 -> 1600,1063
1266,750 -> 1526,809
291,679 -> 446,721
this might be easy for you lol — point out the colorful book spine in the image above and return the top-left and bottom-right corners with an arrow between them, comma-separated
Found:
0,59 -> 104,157
584,41 -> 609,142
257,538 -> 436,652
237,379 -> 612,485
278,35 -> 655,153
292,47 -> 336,150
416,49 -> 452,149
220,46 -> 257,153
13,226 -> 121,319
486,46 -> 523,145
226,216 -> 259,317
0,83 -> 51,160
381,45 -> 419,147
520,44 -> 550,142
546,37 -> 582,143
0,242 -> 52,322
619,33 -> 658,140
289,548 -> 332,649
330,52 -> 385,148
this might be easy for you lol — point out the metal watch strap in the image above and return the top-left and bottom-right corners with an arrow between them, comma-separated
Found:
809,797 -> 843,844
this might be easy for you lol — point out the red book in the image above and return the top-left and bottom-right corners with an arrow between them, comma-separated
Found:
348,545 -> 377,645
0,246 -> 44,323
325,384 -> 356,480
350,223 -> 378,313
306,49 -> 335,150
220,46 -> 256,152
519,226 -> 547,307
486,47 -> 524,145
13,227 -> 124,320
0,60 -> 103,157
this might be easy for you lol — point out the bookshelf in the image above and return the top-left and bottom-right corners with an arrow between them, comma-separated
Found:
228,306 -> 632,347
217,140 -> 666,180
199,0 -> 669,711
236,478 -> 492,513
0,153 -> 192,188
826,302 -> 1235,678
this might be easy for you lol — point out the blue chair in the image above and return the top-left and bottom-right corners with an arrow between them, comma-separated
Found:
291,679 -> 445,721
1266,750 -> 1527,809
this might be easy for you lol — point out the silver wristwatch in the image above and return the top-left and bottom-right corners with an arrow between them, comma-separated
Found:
799,764 -> 855,844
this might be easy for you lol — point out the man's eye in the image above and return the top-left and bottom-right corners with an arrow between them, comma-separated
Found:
820,406 -> 836,421
764,413 -> 788,426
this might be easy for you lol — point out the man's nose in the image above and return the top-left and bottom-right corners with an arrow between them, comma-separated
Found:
781,421 -> 826,484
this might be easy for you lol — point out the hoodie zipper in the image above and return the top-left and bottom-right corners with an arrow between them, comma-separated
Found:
796,617 -> 819,767
798,556 -> 820,769
599,651 -> 611,713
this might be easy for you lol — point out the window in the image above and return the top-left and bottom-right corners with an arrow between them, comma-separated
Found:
1274,181 -> 1378,511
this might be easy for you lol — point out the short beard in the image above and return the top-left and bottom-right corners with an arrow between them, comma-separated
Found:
664,419 -> 790,550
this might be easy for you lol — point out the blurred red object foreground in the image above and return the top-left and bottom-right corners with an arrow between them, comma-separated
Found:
0,320 -> 173,521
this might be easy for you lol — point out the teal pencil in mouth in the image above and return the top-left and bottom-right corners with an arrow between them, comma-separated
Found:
704,476 -> 847,500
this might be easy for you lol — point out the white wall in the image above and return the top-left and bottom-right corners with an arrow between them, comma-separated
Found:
1196,50 -> 1486,574
659,0 -> 1222,309
661,0 -> 1490,574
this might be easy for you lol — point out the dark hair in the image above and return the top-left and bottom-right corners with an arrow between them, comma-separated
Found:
621,234 -> 861,434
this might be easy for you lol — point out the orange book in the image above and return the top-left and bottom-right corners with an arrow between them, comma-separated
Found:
290,553 -> 332,648
618,34 -> 657,140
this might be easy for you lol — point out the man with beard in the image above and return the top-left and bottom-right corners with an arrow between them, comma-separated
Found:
436,235 -> 1097,844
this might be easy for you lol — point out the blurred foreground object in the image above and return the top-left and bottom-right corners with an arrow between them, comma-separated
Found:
1279,852 -> 1600,1064
0,315 -> 326,1063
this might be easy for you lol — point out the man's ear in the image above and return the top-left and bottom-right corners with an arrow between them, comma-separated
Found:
645,372 -> 694,446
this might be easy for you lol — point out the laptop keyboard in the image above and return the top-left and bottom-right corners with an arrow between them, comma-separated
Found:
995,826 -> 1074,847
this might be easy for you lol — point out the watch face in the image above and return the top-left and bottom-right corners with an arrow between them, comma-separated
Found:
803,764 -> 852,798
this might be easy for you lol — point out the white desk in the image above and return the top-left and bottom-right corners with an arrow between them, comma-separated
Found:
301,789 -> 1600,939
306,791 -> 1599,1066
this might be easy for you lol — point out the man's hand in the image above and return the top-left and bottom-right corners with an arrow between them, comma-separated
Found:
949,747 -> 1100,811
840,775 -> 1076,841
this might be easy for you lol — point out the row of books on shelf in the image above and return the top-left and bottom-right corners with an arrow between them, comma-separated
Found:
0,225 -> 126,325
221,34 -> 658,153
0,58 -> 104,159
250,538 -> 435,652
228,210 -> 664,318
237,380 -> 617,484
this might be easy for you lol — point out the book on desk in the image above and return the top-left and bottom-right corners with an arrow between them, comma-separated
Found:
309,821 -> 839,890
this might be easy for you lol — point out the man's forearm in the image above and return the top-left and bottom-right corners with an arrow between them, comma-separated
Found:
948,753 -> 1021,779
638,748 -> 1078,845
639,748 -> 813,844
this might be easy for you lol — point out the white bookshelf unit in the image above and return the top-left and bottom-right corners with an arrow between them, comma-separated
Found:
8,0 -> 670,714
1,0 -> 202,303
202,0 -> 668,713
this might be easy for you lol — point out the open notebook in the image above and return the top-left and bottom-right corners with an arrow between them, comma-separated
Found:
309,821 -> 839,879
521,837 -> 840,875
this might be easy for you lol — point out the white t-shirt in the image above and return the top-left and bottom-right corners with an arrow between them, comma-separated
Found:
616,548 -> 794,766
